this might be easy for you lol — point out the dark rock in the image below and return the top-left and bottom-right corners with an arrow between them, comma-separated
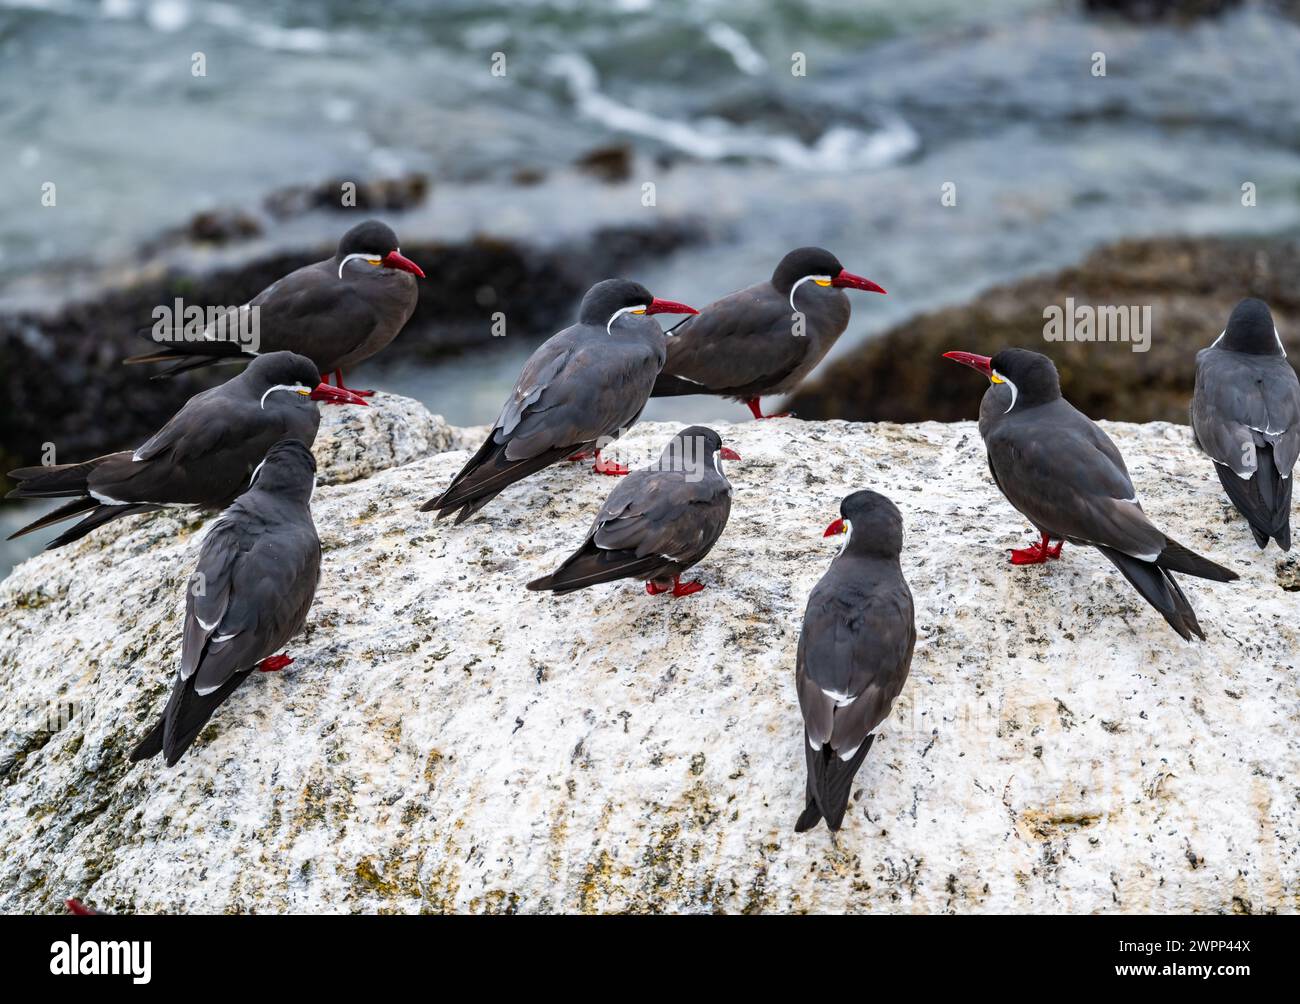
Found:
787,236 -> 1300,425
263,174 -> 430,219
1081,0 -> 1242,20
574,145 -> 633,183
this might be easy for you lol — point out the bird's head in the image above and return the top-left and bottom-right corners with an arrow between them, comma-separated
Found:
1218,298 -> 1286,356
772,246 -> 886,310
659,425 -> 741,478
942,346 -> 1061,412
246,351 -> 369,409
823,489 -> 903,557
578,278 -> 698,334
336,220 -> 425,279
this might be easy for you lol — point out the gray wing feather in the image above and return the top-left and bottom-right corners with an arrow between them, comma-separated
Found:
590,468 -> 731,562
1192,347 -> 1300,476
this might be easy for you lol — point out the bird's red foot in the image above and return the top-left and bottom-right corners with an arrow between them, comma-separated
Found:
257,654 -> 294,673
646,575 -> 705,597
744,398 -> 792,421
331,369 -> 376,398
1009,533 -> 1063,566
593,451 -> 630,476
66,898 -> 98,915
566,450 -> 596,462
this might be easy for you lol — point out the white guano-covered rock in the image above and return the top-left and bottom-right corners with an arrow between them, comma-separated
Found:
0,396 -> 1296,914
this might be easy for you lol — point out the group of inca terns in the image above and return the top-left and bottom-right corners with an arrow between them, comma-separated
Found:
6,220 -> 1298,833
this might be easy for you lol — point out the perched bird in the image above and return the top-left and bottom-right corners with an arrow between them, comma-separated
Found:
650,246 -> 885,419
1191,298 -> 1299,551
421,279 -> 698,524
130,438 -> 321,766
795,490 -> 914,833
126,219 -> 424,394
527,426 -> 739,597
6,352 -> 362,549
944,347 -> 1237,640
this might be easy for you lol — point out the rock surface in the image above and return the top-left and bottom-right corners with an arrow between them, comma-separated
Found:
0,396 -> 1296,914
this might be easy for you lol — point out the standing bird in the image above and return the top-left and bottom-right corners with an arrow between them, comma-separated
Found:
6,352 -> 363,549
943,347 -> 1237,640
421,279 -> 698,524
795,490 -> 915,833
126,219 -> 425,394
650,246 -> 885,419
1191,298 -> 1299,551
130,438 -> 321,766
527,426 -> 739,597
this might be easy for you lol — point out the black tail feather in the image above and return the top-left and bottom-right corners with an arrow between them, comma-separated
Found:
421,439 -> 574,520
795,733 -> 875,833
1155,538 -> 1238,581
124,333 -> 254,377
1214,450 -> 1293,552
5,497 -> 99,540
130,669 -> 251,767
6,458 -> 106,500
528,550 -> 667,594
1097,545 -> 1205,641
44,503 -> 163,549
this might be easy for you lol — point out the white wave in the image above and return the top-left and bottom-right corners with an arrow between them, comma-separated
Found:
705,22 -> 767,76
548,52 -> 918,173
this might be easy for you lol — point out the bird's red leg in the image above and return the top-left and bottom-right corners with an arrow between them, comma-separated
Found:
671,575 -> 705,597
1010,532 -> 1063,566
593,450 -> 630,476
646,575 -> 704,597
331,369 -> 376,398
744,397 -> 790,420
66,898 -> 98,915
566,450 -> 596,462
257,653 -> 294,673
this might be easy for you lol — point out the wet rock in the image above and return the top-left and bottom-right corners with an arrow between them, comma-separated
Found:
789,236 -> 1300,424
574,145 -> 633,183
0,399 -> 1294,913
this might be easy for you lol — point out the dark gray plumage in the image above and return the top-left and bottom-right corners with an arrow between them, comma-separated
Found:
421,279 -> 698,524
527,426 -> 736,597
6,352 -> 360,548
944,347 -> 1237,641
126,220 -> 423,390
795,490 -> 914,833
130,439 -> 321,766
1191,298 -> 1299,551
650,247 -> 885,419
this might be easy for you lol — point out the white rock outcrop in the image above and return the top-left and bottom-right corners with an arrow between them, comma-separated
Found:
0,395 -> 1296,914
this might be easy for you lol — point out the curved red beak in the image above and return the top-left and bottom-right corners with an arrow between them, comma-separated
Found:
942,350 -> 993,376
719,446 -> 741,461
831,269 -> 886,294
382,250 -> 425,279
823,518 -> 846,538
310,382 -> 369,406
645,297 -> 698,316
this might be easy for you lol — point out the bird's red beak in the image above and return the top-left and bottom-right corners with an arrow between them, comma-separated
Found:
382,250 -> 425,278
310,382 -> 369,406
719,447 -> 741,461
645,297 -> 698,316
942,350 -> 993,376
831,269 -> 886,294
823,518 -> 847,537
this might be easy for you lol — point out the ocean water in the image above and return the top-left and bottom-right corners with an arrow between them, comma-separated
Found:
5,0 -> 1300,576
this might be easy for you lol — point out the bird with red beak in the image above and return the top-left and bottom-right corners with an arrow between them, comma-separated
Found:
422,279 -> 699,523
651,246 -> 886,419
528,426 -> 738,598
6,352 -> 363,549
127,219 -> 424,396
942,346 -> 1238,641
